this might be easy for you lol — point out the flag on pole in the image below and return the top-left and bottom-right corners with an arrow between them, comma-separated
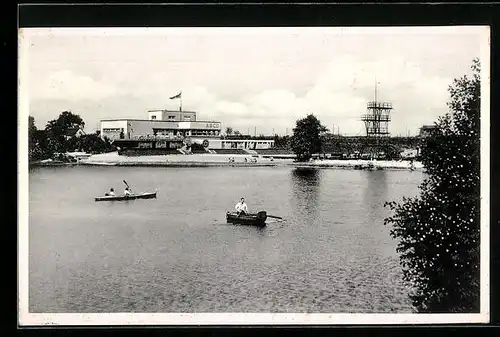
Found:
169,91 -> 182,99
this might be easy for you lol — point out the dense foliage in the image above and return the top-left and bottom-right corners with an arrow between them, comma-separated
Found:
384,59 -> 481,312
66,133 -> 115,154
44,111 -> 85,153
29,111 -> 115,162
273,135 -> 292,149
291,114 -> 328,161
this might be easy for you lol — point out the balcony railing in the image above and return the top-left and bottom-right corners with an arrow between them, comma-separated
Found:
126,134 -> 222,141
361,114 -> 392,121
367,101 -> 393,109
129,134 -> 184,141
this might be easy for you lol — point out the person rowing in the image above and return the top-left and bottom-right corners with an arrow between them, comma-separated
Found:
124,186 -> 132,196
235,197 -> 248,216
105,188 -> 116,196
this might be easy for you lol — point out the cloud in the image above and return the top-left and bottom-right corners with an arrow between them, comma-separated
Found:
29,70 -> 118,101
28,55 -> 455,137
25,29 -> 479,136
166,55 -> 455,136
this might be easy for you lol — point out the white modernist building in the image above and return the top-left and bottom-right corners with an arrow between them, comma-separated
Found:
100,109 -> 274,151
101,109 -> 221,140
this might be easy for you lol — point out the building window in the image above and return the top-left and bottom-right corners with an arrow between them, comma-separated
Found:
168,116 -> 176,120
151,115 -> 157,120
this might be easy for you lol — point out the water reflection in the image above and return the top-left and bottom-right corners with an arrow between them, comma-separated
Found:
362,170 -> 389,222
290,168 -> 322,222
360,170 -> 391,253
237,223 -> 267,236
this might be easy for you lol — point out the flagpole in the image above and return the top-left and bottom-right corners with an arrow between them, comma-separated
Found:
180,91 -> 182,112
180,91 -> 183,121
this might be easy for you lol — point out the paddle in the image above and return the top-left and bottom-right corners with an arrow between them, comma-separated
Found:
123,180 -> 133,194
267,215 -> 283,220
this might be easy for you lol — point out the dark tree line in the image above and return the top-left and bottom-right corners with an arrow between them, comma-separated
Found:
29,111 -> 115,162
276,129 -> 420,159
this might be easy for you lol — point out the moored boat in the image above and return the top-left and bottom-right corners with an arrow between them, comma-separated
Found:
226,211 -> 267,227
95,191 -> 157,202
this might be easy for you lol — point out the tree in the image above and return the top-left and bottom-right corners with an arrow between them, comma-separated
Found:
33,129 -> 53,160
46,110 -> 85,131
28,116 -> 38,161
273,135 -> 291,149
290,114 -> 328,161
384,58 -> 480,313
45,111 -> 85,153
225,126 -> 233,135
29,111 -> 116,161
28,116 -> 37,134
75,133 -> 116,154
28,116 -> 55,161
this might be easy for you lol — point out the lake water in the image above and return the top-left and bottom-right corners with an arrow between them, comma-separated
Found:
28,166 -> 424,313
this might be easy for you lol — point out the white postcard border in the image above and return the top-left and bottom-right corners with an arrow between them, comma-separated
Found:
18,25 -> 491,326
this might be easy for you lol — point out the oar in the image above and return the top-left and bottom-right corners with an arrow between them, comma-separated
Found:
267,215 -> 283,220
123,180 -> 132,193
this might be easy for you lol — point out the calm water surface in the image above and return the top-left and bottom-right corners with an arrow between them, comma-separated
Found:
29,166 -> 423,313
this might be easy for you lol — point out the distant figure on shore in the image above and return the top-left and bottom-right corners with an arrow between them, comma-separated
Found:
105,188 -> 116,196
235,197 -> 248,216
409,159 -> 416,171
244,157 -> 248,163
124,187 -> 132,196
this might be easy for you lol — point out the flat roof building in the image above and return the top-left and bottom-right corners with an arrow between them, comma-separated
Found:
148,109 -> 197,122
100,108 -> 274,152
100,109 -> 221,141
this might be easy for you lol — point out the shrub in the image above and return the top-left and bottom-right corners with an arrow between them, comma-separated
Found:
384,59 -> 481,313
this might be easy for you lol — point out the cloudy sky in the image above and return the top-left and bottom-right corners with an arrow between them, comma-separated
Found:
20,27 -> 486,136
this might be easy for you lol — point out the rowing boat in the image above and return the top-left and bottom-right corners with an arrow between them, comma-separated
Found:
95,191 -> 157,202
226,211 -> 267,227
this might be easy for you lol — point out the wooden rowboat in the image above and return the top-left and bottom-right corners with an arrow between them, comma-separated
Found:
95,191 -> 157,202
226,211 -> 267,227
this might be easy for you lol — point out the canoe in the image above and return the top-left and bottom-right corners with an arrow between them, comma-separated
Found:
95,191 -> 157,202
226,211 -> 267,227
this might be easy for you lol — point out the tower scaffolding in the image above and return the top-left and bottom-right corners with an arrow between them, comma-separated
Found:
360,82 -> 394,158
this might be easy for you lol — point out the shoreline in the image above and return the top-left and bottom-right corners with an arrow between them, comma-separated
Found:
291,159 -> 423,171
82,161 -> 280,168
31,152 -> 423,171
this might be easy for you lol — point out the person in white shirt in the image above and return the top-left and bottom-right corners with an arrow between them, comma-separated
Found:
105,188 -> 116,196
124,187 -> 132,196
235,197 -> 248,216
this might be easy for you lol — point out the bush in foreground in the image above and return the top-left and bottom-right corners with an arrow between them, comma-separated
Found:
384,59 -> 481,313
